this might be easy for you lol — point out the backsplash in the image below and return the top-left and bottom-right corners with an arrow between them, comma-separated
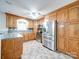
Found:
0,29 -> 8,33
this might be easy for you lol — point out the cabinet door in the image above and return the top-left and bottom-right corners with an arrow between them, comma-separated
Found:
1,38 -> 23,59
28,21 -> 34,28
68,6 -> 79,22
57,23 -> 66,52
9,15 -> 14,27
6,15 -> 12,27
13,38 -> 23,57
68,39 -> 79,57
67,23 -> 79,39
1,39 -> 14,59
6,14 -> 15,27
24,33 -> 29,41
28,33 -> 35,40
57,9 -> 68,22
49,12 -> 57,21
65,22 -> 79,57
13,16 -> 17,27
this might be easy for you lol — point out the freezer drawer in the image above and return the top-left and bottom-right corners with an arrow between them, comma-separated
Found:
42,38 -> 56,51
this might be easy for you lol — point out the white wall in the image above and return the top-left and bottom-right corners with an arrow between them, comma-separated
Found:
0,12 -> 8,33
0,12 -> 7,59
0,12 -> 6,29
0,40 -> 1,59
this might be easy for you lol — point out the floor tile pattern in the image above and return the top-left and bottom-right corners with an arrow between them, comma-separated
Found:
22,40 -> 74,59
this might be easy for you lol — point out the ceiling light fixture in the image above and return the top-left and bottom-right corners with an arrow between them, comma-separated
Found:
5,0 -> 12,5
31,12 -> 41,19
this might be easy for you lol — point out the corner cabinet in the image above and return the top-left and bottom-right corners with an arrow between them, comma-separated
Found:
1,38 -> 23,59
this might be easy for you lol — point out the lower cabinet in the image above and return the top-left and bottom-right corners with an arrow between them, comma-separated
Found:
23,32 -> 35,42
28,32 -> 35,40
68,38 -> 79,57
1,38 -> 23,59
57,22 -> 79,58
23,33 -> 29,42
66,22 -> 79,58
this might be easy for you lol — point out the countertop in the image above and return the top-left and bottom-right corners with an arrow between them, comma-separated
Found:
0,32 -> 23,40
0,29 -> 33,40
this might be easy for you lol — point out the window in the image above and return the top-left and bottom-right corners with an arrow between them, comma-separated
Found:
17,19 -> 28,30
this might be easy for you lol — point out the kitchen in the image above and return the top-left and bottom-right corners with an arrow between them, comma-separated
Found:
0,0 -> 79,59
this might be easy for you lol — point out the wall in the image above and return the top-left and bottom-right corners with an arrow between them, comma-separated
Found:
0,12 -> 7,59
0,40 -> 1,59
0,12 -> 8,33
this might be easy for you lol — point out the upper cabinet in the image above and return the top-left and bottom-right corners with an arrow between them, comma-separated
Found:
6,13 -> 28,28
6,13 -> 21,28
57,9 -> 68,22
6,14 -> 16,27
68,5 -> 79,22
49,12 -> 57,21
28,20 -> 34,28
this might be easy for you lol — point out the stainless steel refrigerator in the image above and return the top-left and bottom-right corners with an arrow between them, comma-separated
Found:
42,20 -> 57,51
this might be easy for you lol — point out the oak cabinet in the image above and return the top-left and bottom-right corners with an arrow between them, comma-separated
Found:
6,13 -> 19,28
66,23 -> 79,39
6,14 -> 16,27
37,18 -> 44,25
23,32 -> 35,42
57,9 -> 68,22
68,6 -> 79,22
1,38 -> 23,59
13,38 -> 23,56
23,33 -> 29,42
57,9 -> 68,52
49,12 -> 57,21
57,37 -> 65,51
57,23 -> 66,52
68,38 -> 79,57
57,22 -> 79,58
33,21 -> 38,38
65,22 -> 79,57
6,13 -> 27,28
48,1 -> 79,58
28,21 -> 34,28
28,32 -> 35,40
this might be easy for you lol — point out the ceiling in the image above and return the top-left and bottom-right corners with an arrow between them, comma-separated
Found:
0,0 -> 77,20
